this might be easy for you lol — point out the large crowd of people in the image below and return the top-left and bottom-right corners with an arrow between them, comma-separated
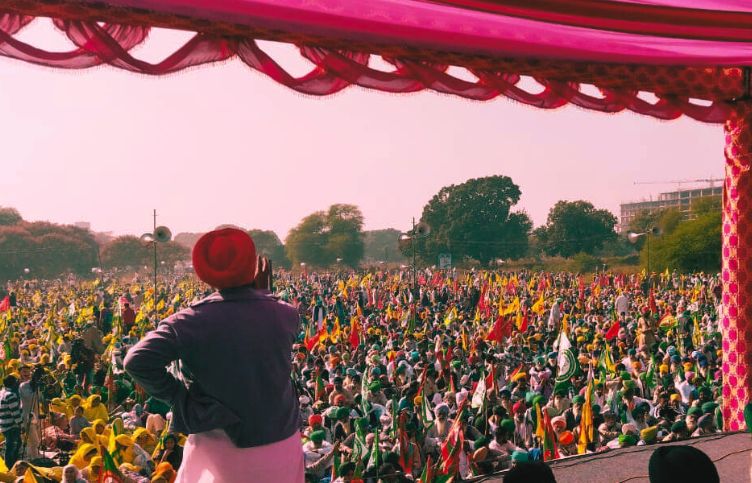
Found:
0,264 -> 724,482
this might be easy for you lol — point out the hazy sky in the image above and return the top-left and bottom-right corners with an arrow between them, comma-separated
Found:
0,24 -> 725,241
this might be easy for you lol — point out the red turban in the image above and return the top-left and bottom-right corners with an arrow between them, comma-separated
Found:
512,401 -> 526,414
308,414 -> 323,426
192,228 -> 257,289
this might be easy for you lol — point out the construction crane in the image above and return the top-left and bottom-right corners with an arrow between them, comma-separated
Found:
633,177 -> 723,191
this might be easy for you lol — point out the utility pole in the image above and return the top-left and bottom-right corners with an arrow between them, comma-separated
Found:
153,209 -> 158,323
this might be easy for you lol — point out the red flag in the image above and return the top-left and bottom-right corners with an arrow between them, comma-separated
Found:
305,329 -> 324,352
485,363 -> 496,396
516,311 -> 529,333
349,318 -> 361,350
0,296 -> 9,312
397,413 -> 416,475
604,321 -> 620,340
477,282 -> 488,312
437,402 -> 465,477
649,288 -> 658,314
485,316 -> 512,344
542,408 -> 560,461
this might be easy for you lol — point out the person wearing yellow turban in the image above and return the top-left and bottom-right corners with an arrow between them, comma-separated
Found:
49,397 -> 72,418
116,434 -> 154,475
79,427 -> 107,450
134,427 -> 158,455
68,443 -> 99,470
82,456 -> 102,483
83,396 -> 108,423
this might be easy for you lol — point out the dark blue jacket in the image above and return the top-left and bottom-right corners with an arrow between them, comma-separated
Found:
124,286 -> 299,448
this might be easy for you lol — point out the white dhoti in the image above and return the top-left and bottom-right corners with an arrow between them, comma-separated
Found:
176,430 -> 304,483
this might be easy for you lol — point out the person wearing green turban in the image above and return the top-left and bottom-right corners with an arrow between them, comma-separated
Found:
473,436 -> 489,450
500,418 -> 516,434
663,420 -> 689,442
336,406 -> 350,421
309,430 -> 326,444
511,450 -> 529,465
302,429 -> 334,481
701,401 -> 717,414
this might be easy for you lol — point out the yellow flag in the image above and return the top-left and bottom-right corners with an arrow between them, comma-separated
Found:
503,297 -> 520,316
531,293 -> 545,315
331,317 -> 341,343
577,378 -> 594,454
692,316 -> 703,348
444,307 -> 458,326
528,277 -> 537,292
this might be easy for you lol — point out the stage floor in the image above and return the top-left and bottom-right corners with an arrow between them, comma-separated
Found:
484,432 -> 752,483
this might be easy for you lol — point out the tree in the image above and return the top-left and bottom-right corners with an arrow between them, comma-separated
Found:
101,237 -> 189,269
158,242 -> 191,267
101,236 -> 150,268
642,198 -> 721,272
0,222 -> 99,280
536,200 -> 617,257
285,204 -> 365,268
0,207 -> 22,226
248,229 -> 291,268
173,232 -> 202,250
409,176 -> 532,266
363,229 -> 406,263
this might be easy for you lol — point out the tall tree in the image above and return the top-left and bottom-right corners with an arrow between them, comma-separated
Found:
536,200 -> 617,257
409,176 -> 532,266
285,204 -> 364,268
248,229 -> 291,268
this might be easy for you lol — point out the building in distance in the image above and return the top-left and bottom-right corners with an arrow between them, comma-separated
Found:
619,186 -> 722,232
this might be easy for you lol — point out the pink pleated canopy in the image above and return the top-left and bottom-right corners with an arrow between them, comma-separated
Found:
59,0 -> 752,65
2,0 -> 751,122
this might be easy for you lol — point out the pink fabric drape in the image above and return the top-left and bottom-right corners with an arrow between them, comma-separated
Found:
76,0 -> 752,65
721,104 -> 752,431
0,14 -> 736,123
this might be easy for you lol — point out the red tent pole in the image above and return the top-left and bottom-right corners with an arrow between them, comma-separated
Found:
721,104 -> 752,431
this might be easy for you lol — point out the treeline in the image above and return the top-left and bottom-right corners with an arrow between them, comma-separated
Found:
0,176 -> 721,280
0,208 -> 100,280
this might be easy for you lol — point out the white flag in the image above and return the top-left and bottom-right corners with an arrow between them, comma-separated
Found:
471,375 -> 487,409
